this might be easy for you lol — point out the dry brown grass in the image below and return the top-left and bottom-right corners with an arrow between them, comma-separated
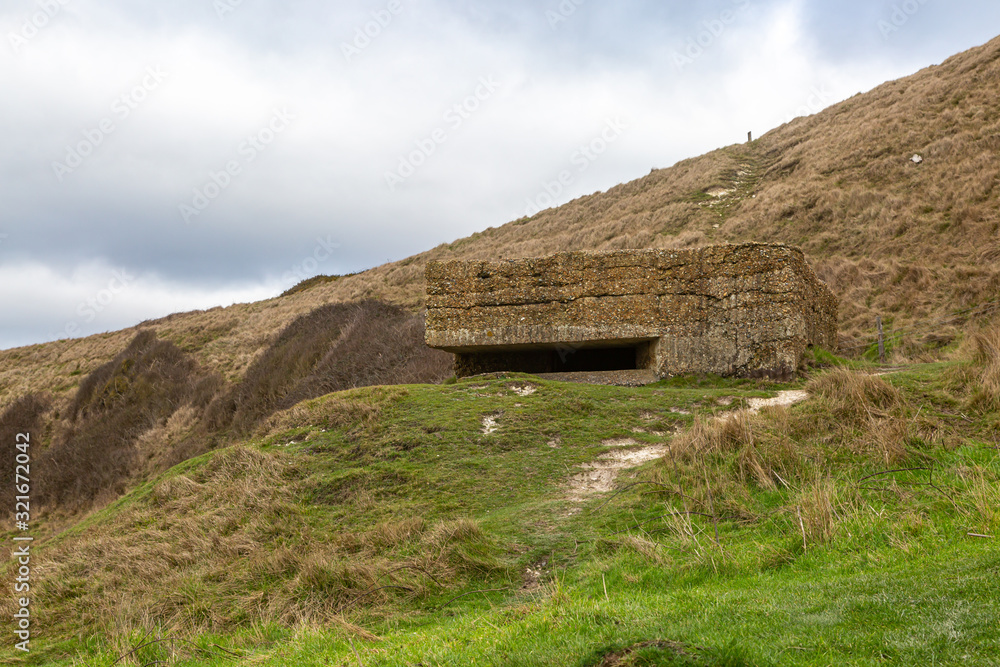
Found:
794,477 -> 853,544
735,421 -> 805,491
962,321 -> 1000,411
806,368 -> 904,421
657,368 -> 932,537
964,468 -> 1000,531
671,411 -> 755,460
670,407 -> 812,494
646,368 -> 947,564
615,534 -> 667,565
15,446 -> 499,642
804,368 -> 914,464
273,303 -> 450,407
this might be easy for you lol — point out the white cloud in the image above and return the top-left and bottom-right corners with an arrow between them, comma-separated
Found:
0,260 -> 277,349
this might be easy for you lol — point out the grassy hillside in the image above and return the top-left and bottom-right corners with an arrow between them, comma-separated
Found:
3,36 -> 999,413
2,327 -> 999,665
0,302 -> 451,517
2,34 -> 1000,667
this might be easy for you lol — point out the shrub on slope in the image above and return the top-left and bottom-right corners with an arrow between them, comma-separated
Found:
37,331 -> 220,509
207,300 -> 451,434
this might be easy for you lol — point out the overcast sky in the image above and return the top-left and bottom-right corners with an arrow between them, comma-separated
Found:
1,0 -> 998,349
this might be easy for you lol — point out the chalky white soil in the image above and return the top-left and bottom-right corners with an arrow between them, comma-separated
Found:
564,390 -> 810,505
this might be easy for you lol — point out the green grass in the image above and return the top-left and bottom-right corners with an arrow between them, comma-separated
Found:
3,364 -> 999,666
800,346 -> 875,371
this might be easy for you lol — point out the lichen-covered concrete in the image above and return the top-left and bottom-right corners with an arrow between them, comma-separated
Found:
425,243 -> 837,379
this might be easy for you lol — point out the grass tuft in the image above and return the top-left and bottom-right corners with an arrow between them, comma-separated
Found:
963,322 -> 1000,412
806,368 -> 904,423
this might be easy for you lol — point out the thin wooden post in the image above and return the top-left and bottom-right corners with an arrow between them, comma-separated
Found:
876,316 -> 885,364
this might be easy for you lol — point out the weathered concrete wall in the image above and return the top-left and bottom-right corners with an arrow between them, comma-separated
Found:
425,244 -> 837,379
